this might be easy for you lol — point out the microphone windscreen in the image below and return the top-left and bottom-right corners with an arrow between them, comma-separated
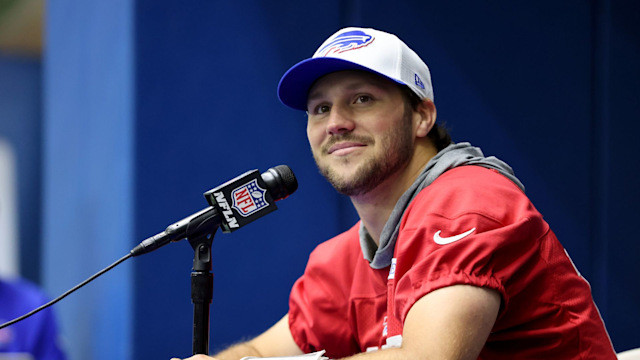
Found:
262,165 -> 298,201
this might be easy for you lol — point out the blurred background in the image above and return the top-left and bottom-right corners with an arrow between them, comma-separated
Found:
1,0 -> 638,359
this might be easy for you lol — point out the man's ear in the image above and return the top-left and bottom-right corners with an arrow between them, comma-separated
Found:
415,99 -> 437,138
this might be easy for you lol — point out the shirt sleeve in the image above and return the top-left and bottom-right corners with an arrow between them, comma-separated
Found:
391,167 -> 548,324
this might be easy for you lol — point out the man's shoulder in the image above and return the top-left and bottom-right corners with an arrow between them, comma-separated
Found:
0,277 -> 53,323
424,165 -> 526,200
407,165 -> 536,224
436,165 -> 520,188
300,222 -> 370,291
311,222 -> 361,259
0,278 -> 49,304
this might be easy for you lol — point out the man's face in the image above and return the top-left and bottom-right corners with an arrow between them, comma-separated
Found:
306,70 -> 415,196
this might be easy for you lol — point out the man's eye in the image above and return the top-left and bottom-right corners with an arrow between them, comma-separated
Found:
315,104 -> 331,114
355,95 -> 372,104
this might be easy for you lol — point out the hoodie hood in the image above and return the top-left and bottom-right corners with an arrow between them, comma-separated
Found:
360,142 -> 525,269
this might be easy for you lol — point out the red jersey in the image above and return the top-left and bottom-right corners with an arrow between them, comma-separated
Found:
289,166 -> 616,359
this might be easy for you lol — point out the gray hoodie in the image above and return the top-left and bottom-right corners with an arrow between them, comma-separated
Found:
359,142 -> 526,269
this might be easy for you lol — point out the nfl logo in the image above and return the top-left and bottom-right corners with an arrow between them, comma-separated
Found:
231,179 -> 269,217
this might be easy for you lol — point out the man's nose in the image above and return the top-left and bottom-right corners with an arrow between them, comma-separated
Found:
326,106 -> 355,135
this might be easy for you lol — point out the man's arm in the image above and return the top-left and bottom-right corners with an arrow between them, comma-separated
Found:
175,284 -> 499,360
173,314 -> 303,360
344,284 -> 500,360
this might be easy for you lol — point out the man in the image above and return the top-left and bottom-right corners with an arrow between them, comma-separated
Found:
0,277 -> 67,360
174,27 -> 616,359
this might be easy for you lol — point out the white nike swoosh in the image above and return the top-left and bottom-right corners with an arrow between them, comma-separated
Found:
433,227 -> 476,245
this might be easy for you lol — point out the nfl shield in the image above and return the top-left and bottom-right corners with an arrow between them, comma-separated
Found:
231,179 -> 269,217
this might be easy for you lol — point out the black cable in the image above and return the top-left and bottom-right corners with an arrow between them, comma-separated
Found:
0,252 -> 133,330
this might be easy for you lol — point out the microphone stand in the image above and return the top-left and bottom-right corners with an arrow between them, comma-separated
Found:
128,165 -> 297,355
189,228 -> 217,355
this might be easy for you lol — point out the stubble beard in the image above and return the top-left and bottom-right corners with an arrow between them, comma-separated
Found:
313,109 -> 415,197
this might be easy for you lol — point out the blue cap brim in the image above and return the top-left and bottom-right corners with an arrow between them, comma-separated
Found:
277,57 -> 403,111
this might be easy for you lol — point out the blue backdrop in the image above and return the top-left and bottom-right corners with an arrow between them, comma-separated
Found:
0,1 -> 637,359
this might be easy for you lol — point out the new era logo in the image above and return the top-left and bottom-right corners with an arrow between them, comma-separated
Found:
414,74 -> 425,89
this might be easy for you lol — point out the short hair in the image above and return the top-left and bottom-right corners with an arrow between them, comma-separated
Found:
401,86 -> 452,152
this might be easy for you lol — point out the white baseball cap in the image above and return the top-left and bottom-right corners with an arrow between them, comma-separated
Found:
277,27 -> 434,111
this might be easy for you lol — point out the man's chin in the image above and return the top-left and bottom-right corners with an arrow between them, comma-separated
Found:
318,164 -> 379,197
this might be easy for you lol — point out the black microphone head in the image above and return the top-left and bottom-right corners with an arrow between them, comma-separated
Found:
261,165 -> 298,201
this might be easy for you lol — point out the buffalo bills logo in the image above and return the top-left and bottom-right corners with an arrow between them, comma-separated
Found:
317,30 -> 375,57
231,179 -> 269,217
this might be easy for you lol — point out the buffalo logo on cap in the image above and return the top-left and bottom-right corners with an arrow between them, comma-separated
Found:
316,30 -> 374,57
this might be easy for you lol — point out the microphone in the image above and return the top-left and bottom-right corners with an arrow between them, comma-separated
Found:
130,165 -> 297,257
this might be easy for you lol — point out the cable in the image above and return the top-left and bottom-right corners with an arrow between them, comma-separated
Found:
0,252 -> 133,330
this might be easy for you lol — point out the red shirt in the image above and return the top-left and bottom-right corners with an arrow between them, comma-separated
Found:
289,166 -> 616,359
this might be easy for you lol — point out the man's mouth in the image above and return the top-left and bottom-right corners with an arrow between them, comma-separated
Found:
327,141 -> 367,155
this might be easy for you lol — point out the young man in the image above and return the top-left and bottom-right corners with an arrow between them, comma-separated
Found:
174,27 -> 616,360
